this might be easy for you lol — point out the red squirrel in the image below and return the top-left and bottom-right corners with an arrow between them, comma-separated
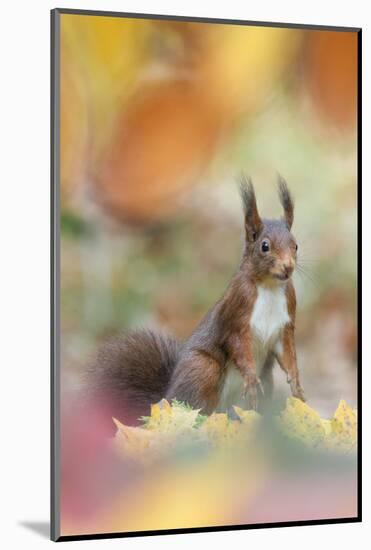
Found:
86,176 -> 305,427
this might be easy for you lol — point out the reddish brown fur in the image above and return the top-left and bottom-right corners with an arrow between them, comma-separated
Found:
274,281 -> 305,400
166,176 -> 305,412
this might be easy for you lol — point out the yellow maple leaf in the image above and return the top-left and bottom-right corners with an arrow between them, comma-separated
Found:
112,417 -> 154,462
279,397 -> 326,447
333,400 -> 357,439
145,399 -> 201,435
112,397 -> 357,463
233,406 -> 261,427
201,413 -> 242,446
322,400 -> 357,452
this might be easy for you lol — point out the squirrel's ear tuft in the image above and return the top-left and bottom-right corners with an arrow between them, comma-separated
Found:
239,174 -> 263,242
277,174 -> 294,230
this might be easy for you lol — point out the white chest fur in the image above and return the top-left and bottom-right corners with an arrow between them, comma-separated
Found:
250,285 -> 290,346
217,285 -> 290,412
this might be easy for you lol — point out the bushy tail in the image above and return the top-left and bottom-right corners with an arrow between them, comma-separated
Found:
85,329 -> 180,430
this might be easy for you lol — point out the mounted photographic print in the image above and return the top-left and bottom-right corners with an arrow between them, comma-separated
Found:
51,8 -> 361,542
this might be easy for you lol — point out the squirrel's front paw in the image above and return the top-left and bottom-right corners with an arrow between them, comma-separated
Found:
243,373 -> 264,411
289,378 -> 306,402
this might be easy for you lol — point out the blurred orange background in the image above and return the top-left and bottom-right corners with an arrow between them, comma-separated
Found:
58,13 -> 358,537
60,14 -> 358,413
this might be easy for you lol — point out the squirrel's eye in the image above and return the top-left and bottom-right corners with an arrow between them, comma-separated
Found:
295,244 -> 298,251
261,240 -> 270,253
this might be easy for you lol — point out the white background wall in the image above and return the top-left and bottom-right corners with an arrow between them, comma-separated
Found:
0,0 -> 368,547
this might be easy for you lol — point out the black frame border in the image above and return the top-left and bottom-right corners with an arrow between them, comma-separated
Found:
51,7 -> 362,543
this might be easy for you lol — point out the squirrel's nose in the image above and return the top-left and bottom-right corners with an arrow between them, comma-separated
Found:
283,263 -> 294,277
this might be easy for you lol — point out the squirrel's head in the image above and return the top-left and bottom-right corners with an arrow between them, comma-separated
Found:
240,174 -> 298,284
